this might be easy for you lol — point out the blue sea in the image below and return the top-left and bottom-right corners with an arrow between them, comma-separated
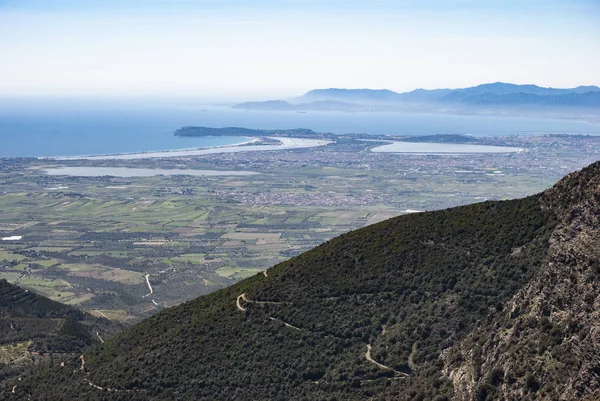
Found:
1,99 -> 599,158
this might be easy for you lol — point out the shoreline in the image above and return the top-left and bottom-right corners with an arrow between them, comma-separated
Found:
46,137 -> 331,161
44,137 -> 261,161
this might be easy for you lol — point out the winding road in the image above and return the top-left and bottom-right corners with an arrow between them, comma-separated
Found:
365,345 -> 408,377
236,293 -> 302,331
235,292 -> 407,376
236,293 -> 247,311
144,274 -> 153,297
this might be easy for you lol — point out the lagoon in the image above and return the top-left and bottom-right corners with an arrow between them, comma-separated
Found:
371,142 -> 524,154
43,167 -> 260,177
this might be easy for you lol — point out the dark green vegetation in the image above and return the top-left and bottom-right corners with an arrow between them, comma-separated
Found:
0,279 -> 122,381
7,187 -> 558,399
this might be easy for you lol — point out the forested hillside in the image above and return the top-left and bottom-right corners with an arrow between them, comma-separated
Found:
6,162 -> 600,400
0,279 -> 123,382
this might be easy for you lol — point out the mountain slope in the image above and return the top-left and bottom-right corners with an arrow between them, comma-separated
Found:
10,179 -> 561,399
0,279 -> 123,381
445,162 -> 600,400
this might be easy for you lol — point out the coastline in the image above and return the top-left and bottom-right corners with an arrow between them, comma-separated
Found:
47,137 -> 331,161
45,137 -> 260,161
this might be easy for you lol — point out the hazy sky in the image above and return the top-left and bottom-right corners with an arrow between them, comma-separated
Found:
1,0 -> 599,99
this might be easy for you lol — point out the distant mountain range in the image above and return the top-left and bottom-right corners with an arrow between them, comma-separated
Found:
233,82 -> 600,115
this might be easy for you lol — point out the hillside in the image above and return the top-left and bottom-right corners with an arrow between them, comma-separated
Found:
7,161 -> 600,400
0,279 -> 123,381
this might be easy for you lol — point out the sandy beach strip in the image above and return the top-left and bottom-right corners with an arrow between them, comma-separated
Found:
47,137 -> 331,160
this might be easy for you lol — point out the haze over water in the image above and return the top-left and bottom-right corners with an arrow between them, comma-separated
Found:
1,101 -> 599,158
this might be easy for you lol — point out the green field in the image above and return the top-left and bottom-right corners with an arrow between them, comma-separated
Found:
215,266 -> 262,279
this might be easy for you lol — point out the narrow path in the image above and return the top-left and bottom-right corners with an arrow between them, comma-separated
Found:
408,342 -> 418,372
86,379 -> 105,391
263,271 -> 268,278
85,379 -> 141,393
236,293 -> 247,311
80,354 -> 142,393
250,300 -> 286,305
365,345 -> 408,377
12,386 -> 16,393
95,310 -> 108,319
236,293 -> 301,331
269,316 -> 303,331
144,274 -> 153,297
96,331 -> 104,343
152,299 -> 159,306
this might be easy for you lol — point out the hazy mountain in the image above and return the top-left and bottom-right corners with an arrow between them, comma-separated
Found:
10,161 -> 600,400
450,82 -> 594,96
233,82 -> 600,112
441,88 -> 600,106
300,88 -> 405,103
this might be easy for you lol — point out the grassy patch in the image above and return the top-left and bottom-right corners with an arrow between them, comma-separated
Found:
0,250 -> 27,261
59,264 -> 145,285
215,266 -> 261,279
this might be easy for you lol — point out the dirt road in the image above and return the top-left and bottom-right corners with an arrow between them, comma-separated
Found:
236,293 -> 247,311
365,345 -> 408,377
144,274 -> 153,297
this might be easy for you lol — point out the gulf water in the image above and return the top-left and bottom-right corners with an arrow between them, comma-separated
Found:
1,99 -> 598,158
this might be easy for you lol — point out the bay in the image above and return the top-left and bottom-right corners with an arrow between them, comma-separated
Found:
1,99 -> 599,158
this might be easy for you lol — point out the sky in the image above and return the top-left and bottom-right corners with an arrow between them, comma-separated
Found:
0,0 -> 599,99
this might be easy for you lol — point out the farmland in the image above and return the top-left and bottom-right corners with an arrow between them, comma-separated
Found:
1,133 -> 599,321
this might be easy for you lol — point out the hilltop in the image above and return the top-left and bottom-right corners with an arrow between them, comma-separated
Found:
5,161 -> 600,400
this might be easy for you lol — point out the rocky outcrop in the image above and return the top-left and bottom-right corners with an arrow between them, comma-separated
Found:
444,161 -> 600,400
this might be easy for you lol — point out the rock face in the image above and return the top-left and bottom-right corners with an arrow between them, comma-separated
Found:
445,161 -> 600,400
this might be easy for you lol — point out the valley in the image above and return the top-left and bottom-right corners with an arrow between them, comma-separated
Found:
0,132 -> 598,323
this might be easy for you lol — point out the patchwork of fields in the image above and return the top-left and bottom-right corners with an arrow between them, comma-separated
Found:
0,179 -> 401,321
1,134 -> 597,321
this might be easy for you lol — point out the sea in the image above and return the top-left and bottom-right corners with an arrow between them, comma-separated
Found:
1,99 -> 599,158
